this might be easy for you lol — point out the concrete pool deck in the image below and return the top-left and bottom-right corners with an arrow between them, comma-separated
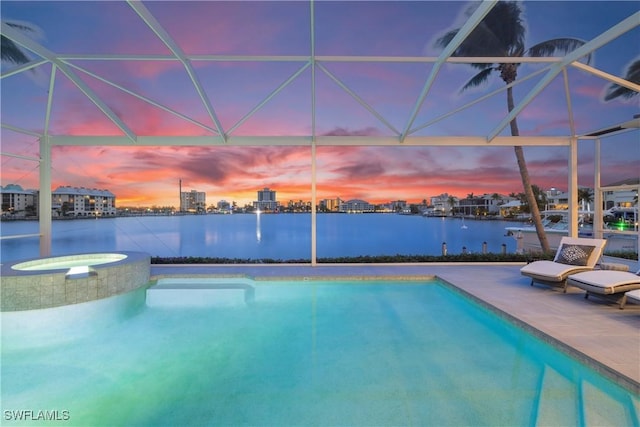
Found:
150,259 -> 640,393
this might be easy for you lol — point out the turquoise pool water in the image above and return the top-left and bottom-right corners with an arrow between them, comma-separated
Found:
1,280 -> 638,426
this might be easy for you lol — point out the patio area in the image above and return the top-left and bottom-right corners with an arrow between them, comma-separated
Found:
150,259 -> 640,394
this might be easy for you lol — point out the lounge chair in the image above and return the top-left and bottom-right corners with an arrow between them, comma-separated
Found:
626,289 -> 640,305
520,237 -> 607,292
566,268 -> 640,309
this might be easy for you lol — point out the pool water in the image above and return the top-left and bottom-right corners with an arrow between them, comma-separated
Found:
1,280 -> 638,426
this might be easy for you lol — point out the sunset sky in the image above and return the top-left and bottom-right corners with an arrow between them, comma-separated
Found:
1,1 -> 638,207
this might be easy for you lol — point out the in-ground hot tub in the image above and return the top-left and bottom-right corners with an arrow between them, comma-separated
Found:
11,253 -> 128,271
1,252 -> 150,311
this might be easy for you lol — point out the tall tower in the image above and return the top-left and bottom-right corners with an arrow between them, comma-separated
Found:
255,187 -> 278,211
179,179 -> 182,212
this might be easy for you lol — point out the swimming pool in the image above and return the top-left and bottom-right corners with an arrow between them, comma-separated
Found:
1,279 -> 637,426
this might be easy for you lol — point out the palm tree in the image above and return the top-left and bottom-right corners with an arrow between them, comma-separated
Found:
604,58 -> 640,101
516,185 -> 546,213
491,192 -> 502,204
577,187 -> 593,210
435,2 -> 591,253
447,195 -> 457,215
1,21 -> 37,65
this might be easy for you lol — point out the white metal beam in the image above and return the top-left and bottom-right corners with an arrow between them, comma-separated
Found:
561,68 -> 576,137
39,136 -> 52,256
227,62 -> 311,136
1,22 -> 137,142
580,118 -> 640,138
127,1 -> 226,143
0,152 -> 40,162
317,62 -> 400,135
400,1 -> 498,142
568,137 -> 578,237
49,135 -> 571,147
487,12 -> 640,142
593,139 -> 603,239
571,61 -> 640,93
310,0 -> 318,266
410,67 -> 550,135
0,58 -> 48,79
43,64 -> 57,137
53,53 -> 568,64
316,136 -> 571,147
1,123 -> 43,137
64,62 -> 218,135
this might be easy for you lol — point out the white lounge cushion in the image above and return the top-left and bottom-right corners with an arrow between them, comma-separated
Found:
520,237 -> 607,291
626,289 -> 640,304
521,260 -> 593,283
566,269 -> 640,295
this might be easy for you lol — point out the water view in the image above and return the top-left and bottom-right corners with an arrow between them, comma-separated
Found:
1,214 -> 517,263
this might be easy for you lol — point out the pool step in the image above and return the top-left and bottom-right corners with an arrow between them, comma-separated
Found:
534,366 -> 636,427
534,366 -> 578,426
581,379 -> 631,426
146,278 -> 255,307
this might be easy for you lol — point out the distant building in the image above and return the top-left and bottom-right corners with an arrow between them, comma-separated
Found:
286,199 -> 311,212
181,190 -> 206,212
320,198 -> 341,212
254,187 -> 278,212
499,200 -> 523,217
430,193 -> 455,216
546,189 -> 569,210
1,184 -> 37,217
390,200 -> 407,212
216,200 -> 232,213
339,199 -> 374,213
458,194 -> 509,216
602,178 -> 638,210
52,186 -> 116,216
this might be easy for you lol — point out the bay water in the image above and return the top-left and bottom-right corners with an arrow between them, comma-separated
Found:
0,214 -> 517,263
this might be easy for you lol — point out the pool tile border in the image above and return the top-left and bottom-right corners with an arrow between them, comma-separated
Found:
1,251 -> 151,311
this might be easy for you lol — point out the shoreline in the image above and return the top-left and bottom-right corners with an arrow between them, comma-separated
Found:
0,212 -> 533,222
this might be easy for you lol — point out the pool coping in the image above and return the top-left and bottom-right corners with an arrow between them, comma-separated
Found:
149,262 -> 640,395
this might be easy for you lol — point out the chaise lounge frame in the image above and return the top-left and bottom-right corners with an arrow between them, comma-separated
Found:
566,269 -> 640,309
520,237 -> 607,292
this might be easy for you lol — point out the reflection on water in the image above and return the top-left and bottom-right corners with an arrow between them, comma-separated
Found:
1,214 -> 516,262
256,210 -> 261,242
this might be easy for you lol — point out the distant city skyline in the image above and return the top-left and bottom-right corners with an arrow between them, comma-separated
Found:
5,180 -> 629,213
2,1 -> 638,207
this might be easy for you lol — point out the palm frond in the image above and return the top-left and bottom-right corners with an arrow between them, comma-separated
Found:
434,30 -> 458,50
434,2 -> 525,58
624,59 -> 640,82
527,38 -> 592,65
5,21 -> 37,33
461,67 -> 495,92
469,62 -> 494,71
1,35 -> 30,64
604,86 -> 637,101
1,20 -> 43,65
480,2 -> 525,56
604,59 -> 640,101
